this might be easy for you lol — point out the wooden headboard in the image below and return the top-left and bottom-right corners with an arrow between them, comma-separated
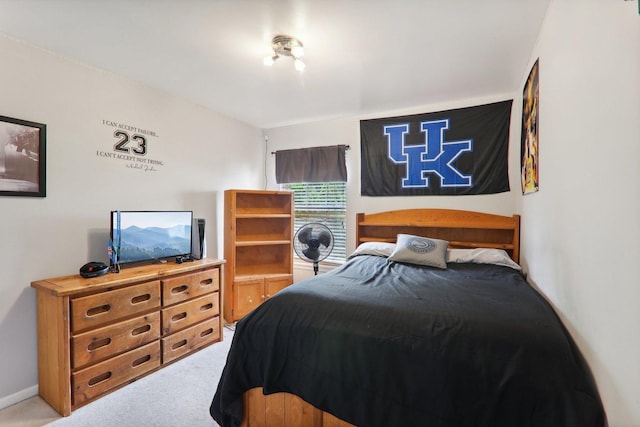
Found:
356,209 -> 521,263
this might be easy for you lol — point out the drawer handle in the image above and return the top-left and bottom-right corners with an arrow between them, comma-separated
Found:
87,337 -> 111,351
171,312 -> 187,322
131,324 -> 152,336
131,294 -> 151,304
88,371 -> 112,386
86,304 -> 110,317
200,303 -> 213,312
171,285 -> 189,294
200,278 -> 213,287
171,339 -> 188,350
132,354 -> 152,367
200,328 -> 214,337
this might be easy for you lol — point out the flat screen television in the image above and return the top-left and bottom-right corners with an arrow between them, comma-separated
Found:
110,210 -> 193,266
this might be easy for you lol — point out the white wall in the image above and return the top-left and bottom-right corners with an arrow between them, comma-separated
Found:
265,94 -> 522,257
0,35 -> 263,408
517,1 -> 640,425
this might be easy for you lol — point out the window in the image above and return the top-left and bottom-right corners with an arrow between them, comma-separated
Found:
280,181 -> 347,264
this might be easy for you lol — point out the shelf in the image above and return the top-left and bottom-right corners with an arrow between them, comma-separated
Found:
235,273 -> 293,281
449,241 -> 513,250
235,240 -> 291,246
358,237 -> 395,243
235,245 -> 291,262
235,216 -> 292,242
236,214 -> 291,219
236,192 -> 292,216
358,221 -> 516,230
235,263 -> 292,277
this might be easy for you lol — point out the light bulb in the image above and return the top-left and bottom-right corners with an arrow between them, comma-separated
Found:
291,46 -> 304,58
294,58 -> 306,72
263,55 -> 277,66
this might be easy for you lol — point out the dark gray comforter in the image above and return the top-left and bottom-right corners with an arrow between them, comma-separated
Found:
211,255 -> 605,426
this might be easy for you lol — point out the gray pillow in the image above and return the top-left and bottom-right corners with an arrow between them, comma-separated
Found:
388,234 -> 449,269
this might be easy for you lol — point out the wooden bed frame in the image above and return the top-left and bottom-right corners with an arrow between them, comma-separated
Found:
239,209 -> 521,427
356,208 -> 520,262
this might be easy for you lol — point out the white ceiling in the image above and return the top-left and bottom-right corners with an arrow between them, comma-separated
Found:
0,0 -> 550,129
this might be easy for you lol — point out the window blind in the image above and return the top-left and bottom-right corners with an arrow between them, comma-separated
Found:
281,182 -> 347,264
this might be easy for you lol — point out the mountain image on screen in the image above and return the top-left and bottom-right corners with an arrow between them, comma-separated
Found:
119,224 -> 191,262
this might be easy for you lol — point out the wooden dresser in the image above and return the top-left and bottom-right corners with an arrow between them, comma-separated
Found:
31,258 -> 225,416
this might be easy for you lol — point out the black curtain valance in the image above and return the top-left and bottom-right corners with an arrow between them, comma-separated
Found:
275,145 -> 348,184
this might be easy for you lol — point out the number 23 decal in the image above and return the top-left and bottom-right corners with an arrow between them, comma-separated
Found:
113,130 -> 147,156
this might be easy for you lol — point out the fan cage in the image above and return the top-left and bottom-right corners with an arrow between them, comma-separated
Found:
294,223 -> 335,263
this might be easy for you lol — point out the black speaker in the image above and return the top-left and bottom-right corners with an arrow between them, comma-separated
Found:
191,218 -> 206,259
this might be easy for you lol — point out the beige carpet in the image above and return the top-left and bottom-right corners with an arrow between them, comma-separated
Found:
0,325 -> 234,427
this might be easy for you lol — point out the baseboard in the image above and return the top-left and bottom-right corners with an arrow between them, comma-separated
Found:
0,385 -> 38,411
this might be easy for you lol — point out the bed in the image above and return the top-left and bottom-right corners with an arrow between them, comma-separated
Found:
210,209 -> 605,427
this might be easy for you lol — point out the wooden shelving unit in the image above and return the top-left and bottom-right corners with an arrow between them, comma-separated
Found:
224,190 -> 294,322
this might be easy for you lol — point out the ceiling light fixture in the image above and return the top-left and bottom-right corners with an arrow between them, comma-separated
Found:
263,35 -> 305,72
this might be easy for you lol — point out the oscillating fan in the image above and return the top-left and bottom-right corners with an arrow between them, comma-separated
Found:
293,223 -> 335,275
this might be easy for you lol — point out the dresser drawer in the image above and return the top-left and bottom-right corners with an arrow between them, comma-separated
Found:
71,281 -> 161,332
72,340 -> 160,407
71,312 -> 161,369
162,269 -> 219,306
161,292 -> 219,334
162,317 -> 220,364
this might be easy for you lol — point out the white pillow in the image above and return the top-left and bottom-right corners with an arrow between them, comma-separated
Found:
388,234 -> 449,269
349,242 -> 396,259
446,248 -> 521,270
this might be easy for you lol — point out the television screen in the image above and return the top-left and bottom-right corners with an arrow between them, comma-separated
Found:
111,210 -> 193,266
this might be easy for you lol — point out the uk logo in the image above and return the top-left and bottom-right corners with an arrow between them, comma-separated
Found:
384,119 -> 473,188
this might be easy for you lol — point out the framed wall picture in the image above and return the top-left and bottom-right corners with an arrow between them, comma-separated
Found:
0,115 -> 46,197
521,59 -> 539,195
